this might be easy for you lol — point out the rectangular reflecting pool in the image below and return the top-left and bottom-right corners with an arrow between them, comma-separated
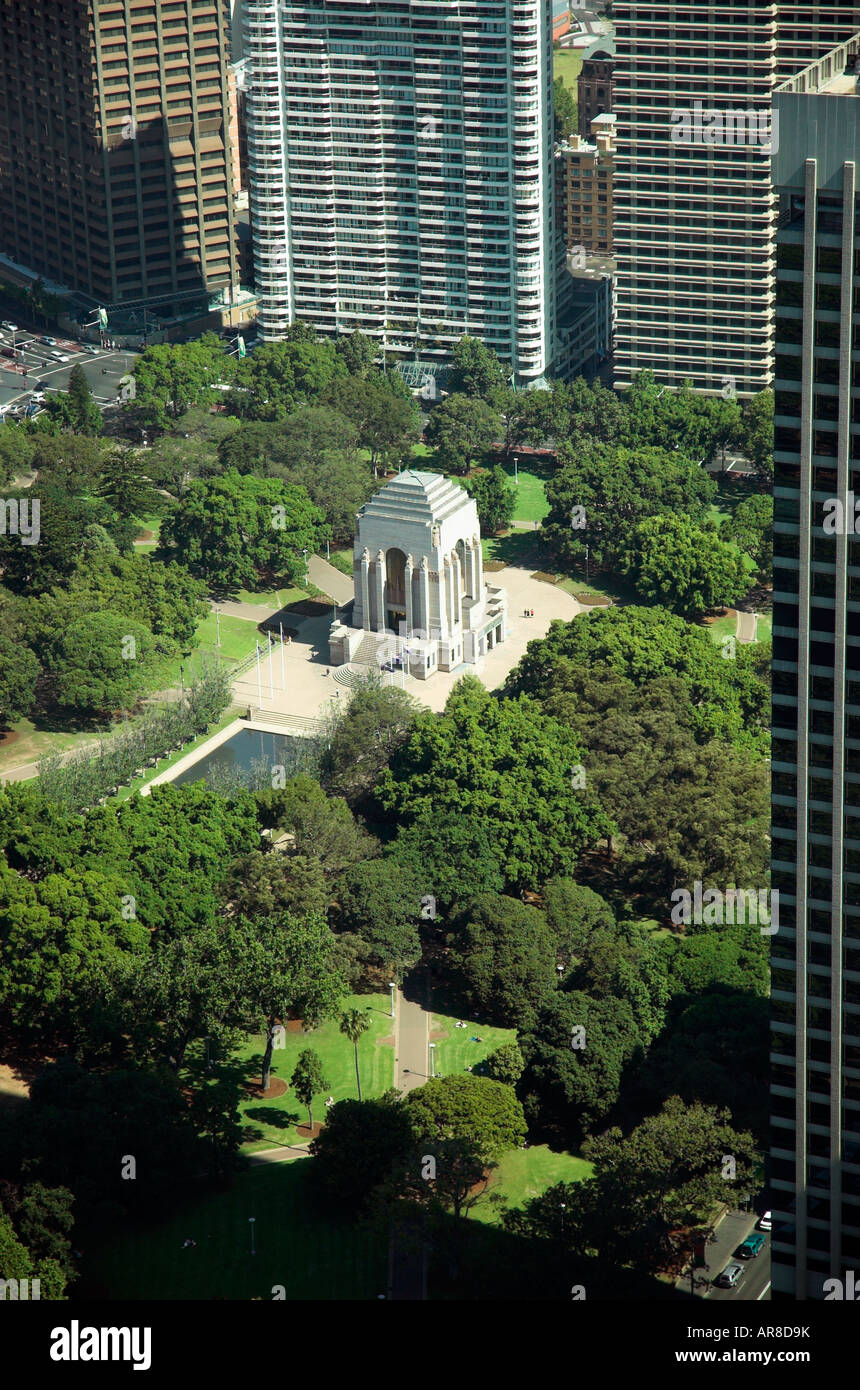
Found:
172,728 -> 317,791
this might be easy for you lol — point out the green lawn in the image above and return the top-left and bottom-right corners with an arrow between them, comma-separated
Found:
502,463 -> 550,524
431,1012 -> 516,1078
554,47 -> 584,90
0,718 -> 102,776
232,993 -> 395,1152
472,1144 -> 593,1225
149,611 -> 261,691
756,612 -> 772,644
82,1162 -> 386,1302
702,609 -> 771,648
556,571 -> 638,606
703,612 -> 736,645
132,512 -> 162,554
481,529 -> 547,570
233,584 -> 306,609
328,548 -> 354,577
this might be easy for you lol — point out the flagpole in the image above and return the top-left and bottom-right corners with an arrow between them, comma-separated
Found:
256,642 -> 262,711
267,629 -> 274,699
279,622 -> 286,689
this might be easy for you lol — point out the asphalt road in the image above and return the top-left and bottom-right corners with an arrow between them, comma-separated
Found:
0,325 -> 139,419
692,1210 -> 771,1302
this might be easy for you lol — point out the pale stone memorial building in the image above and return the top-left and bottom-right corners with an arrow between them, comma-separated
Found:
329,471 -> 508,679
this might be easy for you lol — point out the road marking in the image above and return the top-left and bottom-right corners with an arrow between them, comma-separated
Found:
757,1281 -> 771,1300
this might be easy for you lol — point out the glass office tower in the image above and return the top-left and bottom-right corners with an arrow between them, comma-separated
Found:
771,35 -> 860,1300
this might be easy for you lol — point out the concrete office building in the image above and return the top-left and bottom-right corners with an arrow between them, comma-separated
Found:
777,4 -> 860,77
0,0 -> 239,327
771,33 -> 860,1300
244,0 -> 561,384
612,0 -> 777,396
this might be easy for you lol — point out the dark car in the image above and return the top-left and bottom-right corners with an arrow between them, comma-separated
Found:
736,1232 -> 766,1260
35,380 -> 51,391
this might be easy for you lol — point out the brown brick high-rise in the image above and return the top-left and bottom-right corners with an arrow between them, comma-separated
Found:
0,0 -> 237,317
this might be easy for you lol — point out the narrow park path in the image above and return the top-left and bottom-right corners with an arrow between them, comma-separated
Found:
395,988 -> 431,1092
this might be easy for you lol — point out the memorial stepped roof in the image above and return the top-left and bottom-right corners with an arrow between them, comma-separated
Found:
356,471 -> 473,530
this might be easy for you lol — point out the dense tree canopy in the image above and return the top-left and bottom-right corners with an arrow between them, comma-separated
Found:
376,677 -> 611,891
543,440 -> 716,571
130,336 -> 231,429
465,465 -> 517,534
425,394 -> 500,474
448,336 -> 509,402
334,858 -> 427,977
228,338 -> 347,422
618,514 -> 749,616
449,894 -> 558,1028
403,1074 -> 526,1160
519,990 -> 644,1136
505,605 -> 769,754
160,469 -> 326,591
46,612 -> 159,716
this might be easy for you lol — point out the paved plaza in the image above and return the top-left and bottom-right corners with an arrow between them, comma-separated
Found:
229,558 -> 586,721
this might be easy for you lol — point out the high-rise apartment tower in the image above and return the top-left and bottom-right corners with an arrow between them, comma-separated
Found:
244,0 -> 560,384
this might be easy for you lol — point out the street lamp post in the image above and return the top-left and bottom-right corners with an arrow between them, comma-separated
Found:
249,1217 -> 256,1256
389,982 -> 396,1019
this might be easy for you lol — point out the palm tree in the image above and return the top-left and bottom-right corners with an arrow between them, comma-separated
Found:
340,1007 -> 371,1101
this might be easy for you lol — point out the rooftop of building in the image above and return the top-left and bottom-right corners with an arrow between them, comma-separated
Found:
582,38 -> 616,61
819,70 -> 860,96
775,33 -> 860,96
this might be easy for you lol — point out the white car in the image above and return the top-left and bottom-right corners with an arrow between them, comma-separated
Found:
757,1211 -> 772,1232
1,321 -> 18,332
48,350 -> 69,362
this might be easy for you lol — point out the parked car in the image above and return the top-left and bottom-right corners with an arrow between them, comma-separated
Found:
757,1211 -> 772,1231
736,1232 -> 766,1260
716,1262 -> 745,1289
41,335 -> 57,346
1,321 -> 18,331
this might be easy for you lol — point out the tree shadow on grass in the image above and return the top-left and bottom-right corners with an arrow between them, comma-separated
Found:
243,1104 -> 302,1132
486,529 -> 548,570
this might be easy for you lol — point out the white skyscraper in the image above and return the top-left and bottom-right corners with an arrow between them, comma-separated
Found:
243,0 -> 559,383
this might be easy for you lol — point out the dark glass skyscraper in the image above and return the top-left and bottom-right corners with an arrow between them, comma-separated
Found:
771,32 -> 860,1299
